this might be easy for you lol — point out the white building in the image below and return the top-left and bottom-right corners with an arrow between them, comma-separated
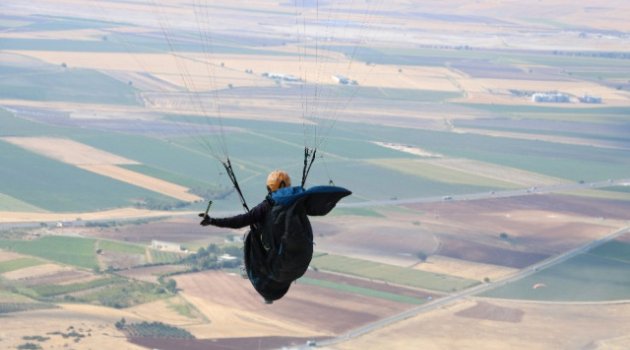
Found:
331,75 -> 357,85
262,72 -> 301,82
578,94 -> 602,104
532,92 -> 570,103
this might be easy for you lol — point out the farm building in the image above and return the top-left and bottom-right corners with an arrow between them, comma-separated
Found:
218,254 -> 238,262
261,72 -> 301,82
578,94 -> 602,103
531,92 -> 570,103
331,74 -> 357,85
150,240 -> 182,252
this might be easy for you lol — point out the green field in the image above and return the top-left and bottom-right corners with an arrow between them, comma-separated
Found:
299,277 -> 427,304
149,250 -> 185,264
0,258 -> 44,274
0,193 -> 46,212
589,239 -> 630,263
3,102 -> 630,213
311,254 -> 479,292
31,277 -> 122,297
0,64 -> 139,105
371,159 -> 520,188
327,206 -> 385,218
459,103 -> 630,118
0,236 -> 98,269
601,186 -> 630,195
0,138 -> 178,212
78,279 -> 170,308
98,240 -> 146,255
0,302 -> 57,314
482,252 -> 630,301
334,120 -> 630,183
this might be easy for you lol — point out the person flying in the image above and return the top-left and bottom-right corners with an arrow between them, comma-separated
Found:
199,170 -> 351,303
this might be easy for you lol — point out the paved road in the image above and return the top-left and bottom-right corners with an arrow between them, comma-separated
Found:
340,178 -> 630,208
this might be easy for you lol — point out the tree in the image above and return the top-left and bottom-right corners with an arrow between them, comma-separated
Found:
115,318 -> 126,330
416,251 -> 428,262
165,279 -> 177,293
499,232 -> 509,240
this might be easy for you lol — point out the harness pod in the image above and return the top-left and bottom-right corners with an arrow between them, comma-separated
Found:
243,185 -> 351,302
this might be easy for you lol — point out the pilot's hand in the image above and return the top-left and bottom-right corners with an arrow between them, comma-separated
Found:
198,213 -> 212,226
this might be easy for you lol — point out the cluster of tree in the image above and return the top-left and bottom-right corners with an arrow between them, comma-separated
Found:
552,50 -> 630,60
137,198 -> 189,211
189,186 -> 234,201
181,243 -> 243,271
116,319 -> 194,339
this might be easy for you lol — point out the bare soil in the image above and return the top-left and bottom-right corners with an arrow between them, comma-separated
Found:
129,335 -> 328,350
83,216 -> 232,244
454,301 -> 524,323
175,270 -> 413,336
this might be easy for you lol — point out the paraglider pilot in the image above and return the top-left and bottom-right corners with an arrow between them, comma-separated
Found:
199,170 -> 351,304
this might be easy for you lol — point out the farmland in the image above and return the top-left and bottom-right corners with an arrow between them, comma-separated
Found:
0,236 -> 98,269
311,254 -> 479,292
0,0 -> 629,349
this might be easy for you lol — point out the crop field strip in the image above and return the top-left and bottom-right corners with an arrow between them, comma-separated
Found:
0,236 -> 98,269
29,276 -> 124,298
0,257 -> 44,274
311,254 -> 479,292
98,239 -> 146,255
299,277 -> 427,305
481,242 -> 630,302
0,138 -> 176,212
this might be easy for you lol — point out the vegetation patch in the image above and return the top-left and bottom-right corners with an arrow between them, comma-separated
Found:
148,250 -> 186,264
328,206 -> 385,218
299,277 -> 426,304
74,279 -> 172,308
0,63 -> 139,105
589,240 -> 630,263
482,253 -> 630,301
311,254 -> 479,292
98,240 -> 146,255
0,193 -> 44,212
31,277 -> 122,298
0,302 -> 57,314
0,139 -> 176,212
181,243 -> 243,271
0,257 -> 44,274
116,318 -> 194,339
370,158 -> 519,188
0,236 -> 98,269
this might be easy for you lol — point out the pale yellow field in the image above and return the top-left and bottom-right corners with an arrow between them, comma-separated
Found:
454,77 -> 630,106
0,304 -> 145,350
332,299 -> 630,350
2,137 -> 138,165
2,263 -> 69,281
418,255 -> 518,282
78,164 -> 202,202
0,208 -> 193,223
9,48 -> 462,94
371,157 -> 565,188
126,296 -> 206,328
0,28 -> 107,41
175,272 -> 322,338
2,136 -> 202,202
0,250 -> 25,262
453,127 -> 630,150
